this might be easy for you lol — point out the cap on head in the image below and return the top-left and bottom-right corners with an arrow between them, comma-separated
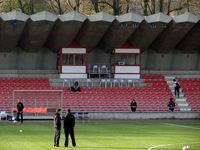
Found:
170,97 -> 174,100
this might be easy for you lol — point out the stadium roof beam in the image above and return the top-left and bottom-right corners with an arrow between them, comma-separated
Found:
151,12 -> 199,53
46,11 -> 86,51
129,13 -> 172,52
176,19 -> 200,53
0,11 -> 29,52
100,12 -> 144,53
19,11 -> 57,51
75,12 -> 115,52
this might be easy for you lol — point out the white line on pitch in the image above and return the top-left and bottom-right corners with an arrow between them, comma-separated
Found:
148,141 -> 200,150
164,123 -> 200,130
148,144 -> 172,150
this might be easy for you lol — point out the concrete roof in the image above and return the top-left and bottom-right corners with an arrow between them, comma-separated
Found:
30,11 -> 57,22
145,13 -> 172,23
117,12 -> 144,23
0,11 -> 200,53
59,11 -> 86,22
173,12 -> 199,23
88,12 -> 115,22
1,11 -> 29,21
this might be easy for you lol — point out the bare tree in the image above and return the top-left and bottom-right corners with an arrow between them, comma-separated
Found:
125,0 -> 130,13
66,0 -> 80,12
113,0 -> 120,15
186,0 -> 190,12
45,0 -> 81,14
167,0 -> 183,15
159,0 -> 163,12
17,0 -> 26,13
45,0 -> 64,14
150,0 -> 155,14
143,0 -> 148,15
89,0 -> 121,15
91,0 -> 100,13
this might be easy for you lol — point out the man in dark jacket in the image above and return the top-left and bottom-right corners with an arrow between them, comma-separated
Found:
70,81 -> 81,92
16,100 -> 24,123
173,79 -> 181,97
54,109 -> 61,147
130,99 -> 137,112
168,97 -> 175,111
64,109 -> 76,147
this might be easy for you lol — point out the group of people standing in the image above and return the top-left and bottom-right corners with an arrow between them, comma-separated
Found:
54,108 -> 76,147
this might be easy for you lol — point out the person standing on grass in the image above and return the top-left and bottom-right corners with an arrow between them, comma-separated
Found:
16,100 -> 24,123
54,109 -> 61,147
64,109 -> 76,147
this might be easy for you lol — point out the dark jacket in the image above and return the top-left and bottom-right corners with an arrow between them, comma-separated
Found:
64,112 -> 75,131
168,100 -> 175,108
54,113 -> 61,130
17,102 -> 24,112
130,101 -> 137,107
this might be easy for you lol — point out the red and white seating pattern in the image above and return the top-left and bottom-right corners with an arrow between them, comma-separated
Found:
0,75 -> 180,112
0,78 -> 50,111
178,78 -> 200,111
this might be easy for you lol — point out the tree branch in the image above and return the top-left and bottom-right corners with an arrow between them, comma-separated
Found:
67,0 -> 76,10
97,1 -> 113,9
90,0 -> 100,13
168,7 -> 183,13
147,2 -> 153,14
167,0 -> 171,15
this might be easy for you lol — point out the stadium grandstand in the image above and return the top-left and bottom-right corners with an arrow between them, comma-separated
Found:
0,10 -> 200,120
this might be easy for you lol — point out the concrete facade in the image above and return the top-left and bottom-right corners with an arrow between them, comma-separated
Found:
0,11 -> 200,70
88,112 -> 200,120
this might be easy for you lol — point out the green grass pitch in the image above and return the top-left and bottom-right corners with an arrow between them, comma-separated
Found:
0,120 -> 200,150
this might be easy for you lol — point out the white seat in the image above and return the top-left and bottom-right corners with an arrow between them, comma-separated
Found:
120,79 -> 125,87
106,79 -> 112,87
113,79 -> 119,87
86,79 -> 92,87
63,79 -> 70,87
101,65 -> 108,73
99,79 -> 106,87
127,80 -> 133,87
93,65 -> 99,73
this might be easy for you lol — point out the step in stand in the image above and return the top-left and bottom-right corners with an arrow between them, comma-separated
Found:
165,76 -> 191,111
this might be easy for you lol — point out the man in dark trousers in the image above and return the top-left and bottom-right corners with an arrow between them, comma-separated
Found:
173,79 -> 181,97
54,109 -> 61,147
64,109 -> 76,147
130,99 -> 137,112
16,100 -> 24,123
168,97 -> 175,111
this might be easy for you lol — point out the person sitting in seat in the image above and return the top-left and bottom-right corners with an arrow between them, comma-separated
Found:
168,97 -> 175,111
71,81 -> 81,92
130,99 -> 137,112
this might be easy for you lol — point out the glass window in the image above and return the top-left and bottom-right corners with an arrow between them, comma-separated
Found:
115,53 -> 140,65
62,54 -> 85,65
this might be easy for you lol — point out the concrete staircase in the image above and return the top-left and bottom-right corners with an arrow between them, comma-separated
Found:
165,76 -> 191,111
